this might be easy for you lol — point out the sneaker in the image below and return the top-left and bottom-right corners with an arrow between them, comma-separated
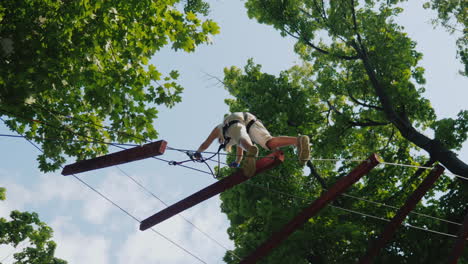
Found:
242,145 -> 258,177
297,135 -> 310,165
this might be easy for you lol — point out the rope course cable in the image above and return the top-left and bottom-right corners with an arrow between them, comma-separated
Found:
0,119 -> 207,264
241,176 -> 461,240
5,104 -> 466,181
166,146 -> 468,181
0,125 -> 235,259
0,133 -> 139,147
114,166 -> 241,261
2,108 -> 466,243
199,157 -> 463,229
165,149 -> 462,230
0,241 -> 29,264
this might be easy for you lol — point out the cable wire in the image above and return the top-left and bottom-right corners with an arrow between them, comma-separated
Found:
0,241 -> 28,264
0,133 -> 139,147
3,109 -> 466,242
114,166 -> 241,261
167,146 -> 468,181
1,119 -> 207,264
199,158 -> 463,238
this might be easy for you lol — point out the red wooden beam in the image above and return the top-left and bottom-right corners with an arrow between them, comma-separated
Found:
239,153 -> 381,264
139,150 -> 284,231
61,140 -> 167,176
447,210 -> 468,264
358,164 -> 444,264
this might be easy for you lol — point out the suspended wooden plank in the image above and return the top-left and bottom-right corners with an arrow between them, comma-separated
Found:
358,165 -> 444,264
61,140 -> 167,176
240,153 -> 381,264
447,210 -> 468,264
139,150 -> 284,231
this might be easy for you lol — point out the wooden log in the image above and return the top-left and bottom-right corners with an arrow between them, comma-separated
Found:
140,150 -> 285,231
358,165 -> 445,264
447,210 -> 468,264
240,153 -> 381,264
62,140 -> 167,176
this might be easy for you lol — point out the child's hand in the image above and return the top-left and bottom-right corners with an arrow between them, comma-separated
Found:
193,152 -> 202,160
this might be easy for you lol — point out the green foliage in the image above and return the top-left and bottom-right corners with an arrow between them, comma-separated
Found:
0,187 -> 5,200
0,0 -> 219,171
424,0 -> 468,75
0,210 -> 67,264
184,0 -> 210,16
431,110 -> 468,150
219,0 -> 468,263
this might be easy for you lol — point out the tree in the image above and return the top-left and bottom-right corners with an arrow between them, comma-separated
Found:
218,0 -> 468,263
0,0 -> 219,171
0,189 -> 66,264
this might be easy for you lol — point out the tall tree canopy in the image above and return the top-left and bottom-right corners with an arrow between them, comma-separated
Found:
0,0 -> 219,171
219,0 -> 467,263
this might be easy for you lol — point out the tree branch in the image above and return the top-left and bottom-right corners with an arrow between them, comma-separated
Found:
349,119 -> 390,127
327,101 -> 388,127
353,37 -> 468,178
307,160 -> 327,189
283,28 -> 359,61
346,88 -> 383,111
350,0 -> 364,49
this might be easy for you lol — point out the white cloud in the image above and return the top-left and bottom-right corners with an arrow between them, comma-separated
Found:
50,217 -> 111,264
0,159 -> 233,264
116,196 -> 233,264
0,179 -> 33,219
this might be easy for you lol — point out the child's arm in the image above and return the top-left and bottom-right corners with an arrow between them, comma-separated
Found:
197,126 -> 220,153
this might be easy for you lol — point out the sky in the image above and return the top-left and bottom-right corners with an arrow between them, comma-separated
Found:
0,1 -> 467,264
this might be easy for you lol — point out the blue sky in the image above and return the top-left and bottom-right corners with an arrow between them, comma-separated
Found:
1,1 -> 467,263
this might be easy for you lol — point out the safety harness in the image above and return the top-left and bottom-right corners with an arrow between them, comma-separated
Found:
169,113 -> 258,179
221,112 -> 257,149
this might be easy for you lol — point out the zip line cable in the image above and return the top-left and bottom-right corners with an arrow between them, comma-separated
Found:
0,241 -> 28,264
1,119 -> 207,264
4,104 -> 466,181
1,131 -> 233,258
2,109 -> 466,240
241,174 -> 461,240
339,193 -> 463,227
166,146 -> 468,181
0,133 -> 139,147
201,158 -> 463,228
200,156 -> 462,240
1,110 -> 236,260
114,166 -> 241,261
328,204 -> 459,239
1,112 -> 463,236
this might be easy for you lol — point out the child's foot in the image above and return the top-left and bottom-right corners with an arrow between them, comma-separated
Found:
297,135 -> 310,165
243,145 -> 258,177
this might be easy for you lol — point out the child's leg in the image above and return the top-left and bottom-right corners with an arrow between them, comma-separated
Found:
266,136 -> 310,165
239,137 -> 254,151
265,136 -> 298,150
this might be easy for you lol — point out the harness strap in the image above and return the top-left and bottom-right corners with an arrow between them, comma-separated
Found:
222,113 -> 258,147
222,120 -> 240,147
246,119 -> 256,134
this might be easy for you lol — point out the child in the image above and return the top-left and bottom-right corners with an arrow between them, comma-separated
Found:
196,112 -> 310,177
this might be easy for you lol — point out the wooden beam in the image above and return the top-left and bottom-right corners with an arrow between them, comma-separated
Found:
240,153 -> 381,264
358,165 -> 444,264
61,140 -> 167,176
447,210 -> 468,264
139,150 -> 284,231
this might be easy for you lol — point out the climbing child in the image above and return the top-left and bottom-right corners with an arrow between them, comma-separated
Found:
196,112 -> 310,177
